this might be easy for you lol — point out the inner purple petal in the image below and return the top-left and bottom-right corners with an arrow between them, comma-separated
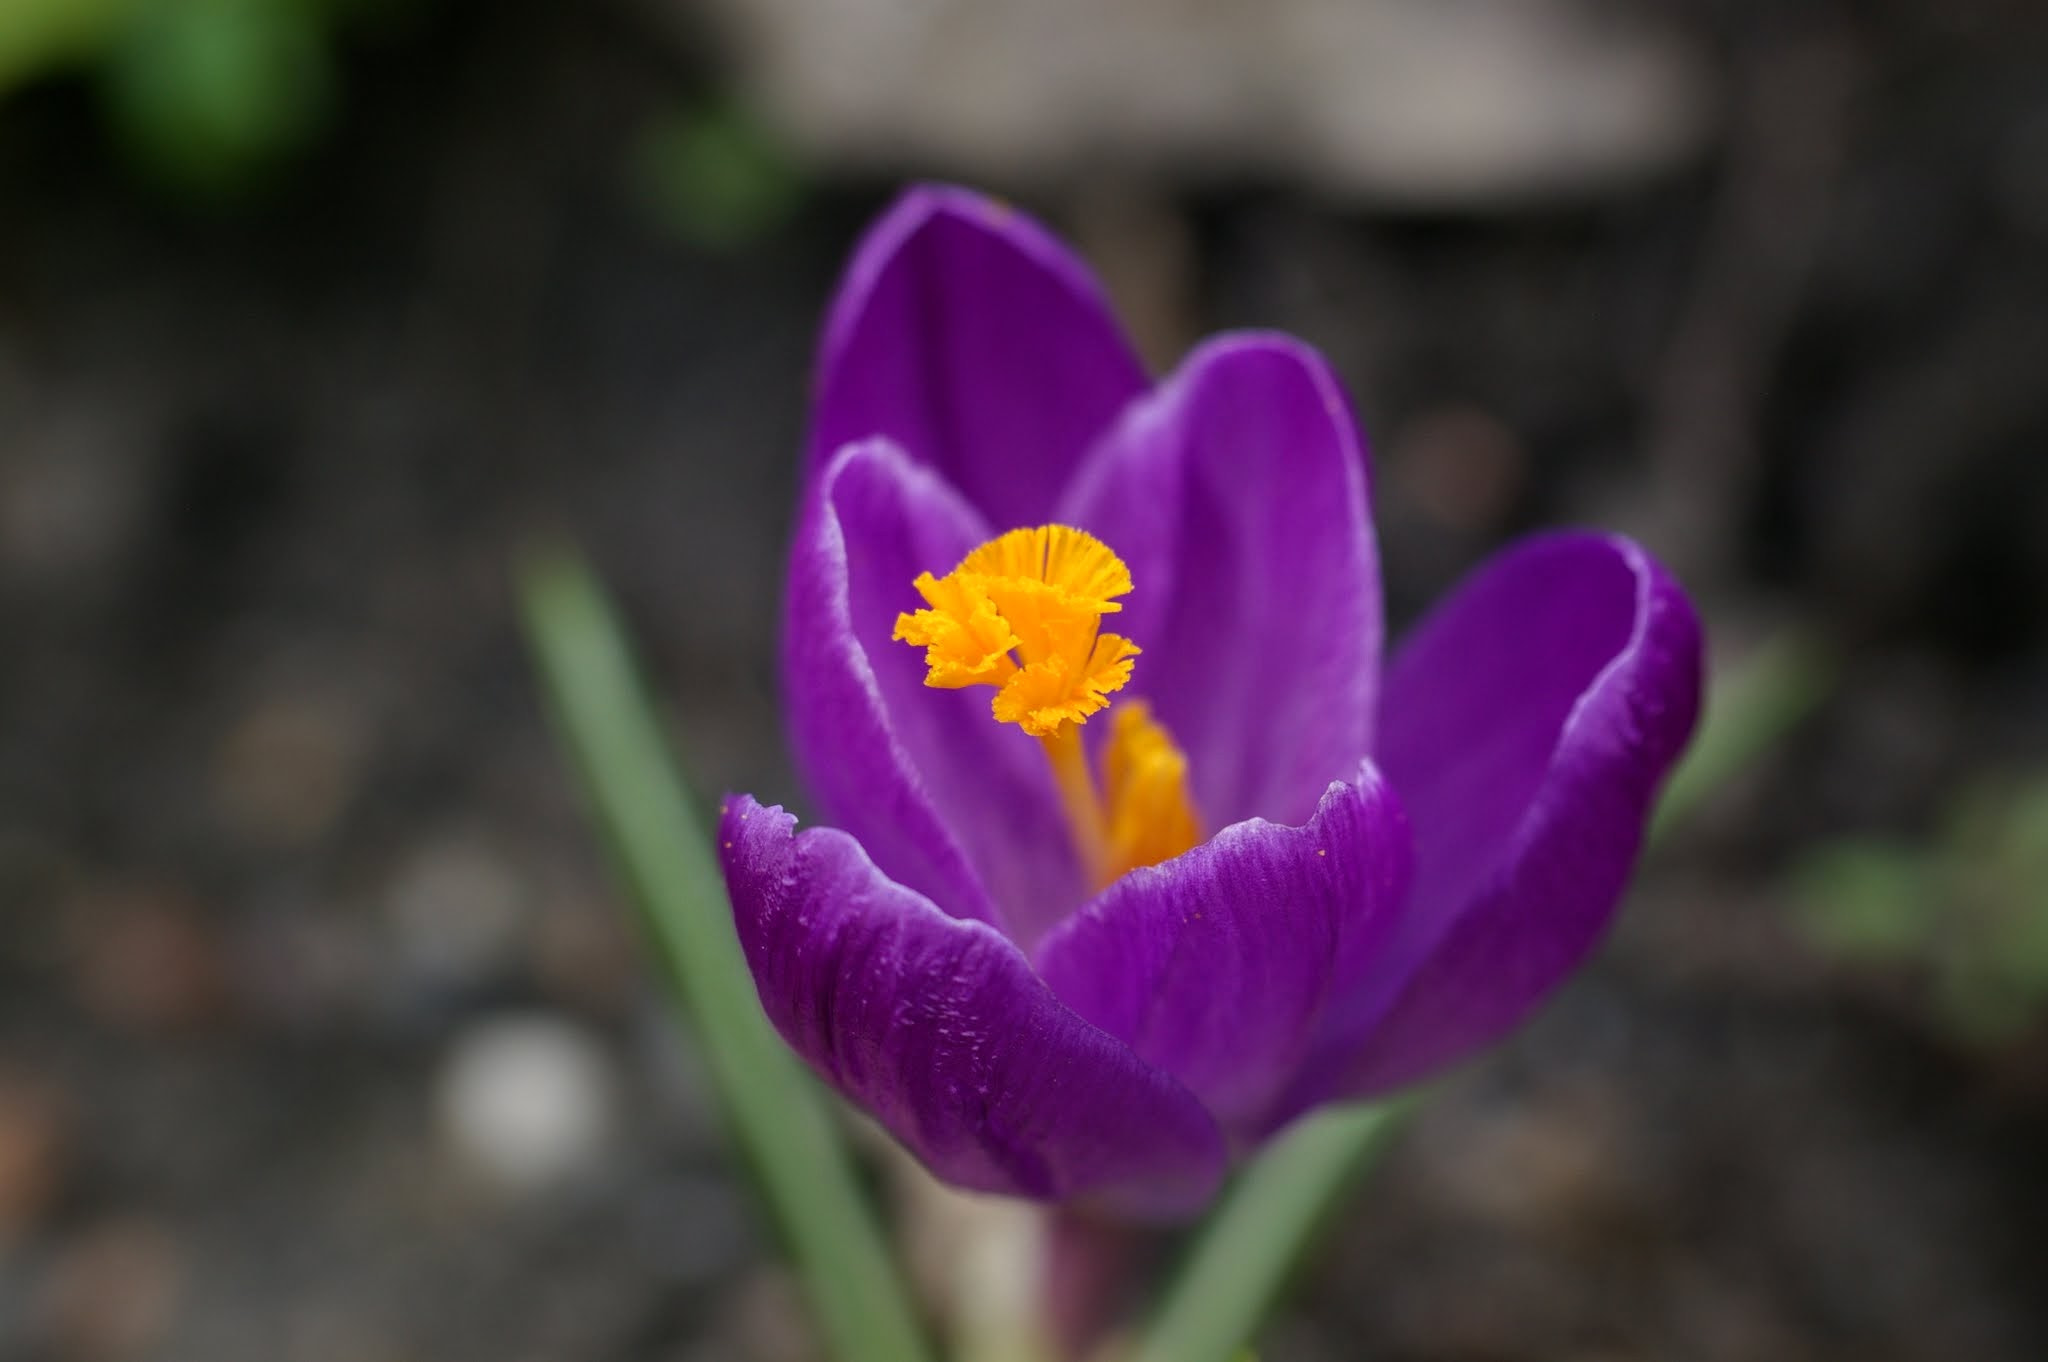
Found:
1377,540 -> 1640,923
1059,334 -> 1382,834
828,448 -> 1089,940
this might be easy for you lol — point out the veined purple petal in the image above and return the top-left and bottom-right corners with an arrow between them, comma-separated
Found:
1033,765 -> 1410,1139
721,797 -> 1228,1216
1281,533 -> 1702,1113
1062,333 -> 1382,829
811,185 -> 1149,528
786,441 -> 1084,934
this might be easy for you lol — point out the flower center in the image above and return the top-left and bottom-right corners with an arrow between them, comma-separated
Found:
892,525 -> 1202,887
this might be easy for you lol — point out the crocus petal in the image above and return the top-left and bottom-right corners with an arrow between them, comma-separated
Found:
786,440 -> 1084,933
812,185 -> 1150,528
1033,765 -> 1411,1138
1061,332 -> 1381,829
1283,532 -> 1702,1112
722,797 -> 1229,1217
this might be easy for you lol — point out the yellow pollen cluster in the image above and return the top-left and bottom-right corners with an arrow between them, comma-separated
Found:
894,525 -> 1202,887
892,525 -> 1140,738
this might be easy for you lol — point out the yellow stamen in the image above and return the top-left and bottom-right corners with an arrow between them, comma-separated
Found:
1040,722 -> 1110,885
1101,700 -> 1203,881
893,525 -> 1203,888
990,632 -> 1141,737
892,525 -> 1138,738
893,571 -> 1018,688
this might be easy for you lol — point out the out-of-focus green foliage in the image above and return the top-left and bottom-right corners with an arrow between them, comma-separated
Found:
1654,633 -> 1836,840
102,0 -> 334,191
631,103 -> 808,252
0,0 -> 134,93
0,0 -> 393,194
1797,777 -> 2048,1042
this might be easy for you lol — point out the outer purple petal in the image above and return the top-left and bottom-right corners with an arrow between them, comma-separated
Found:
1061,333 -> 1382,829
721,797 -> 1228,1216
786,441 -> 1084,934
1283,533 -> 1702,1113
811,185 -> 1150,528
1032,765 -> 1411,1139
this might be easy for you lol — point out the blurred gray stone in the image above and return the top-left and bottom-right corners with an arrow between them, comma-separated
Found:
436,1014 -> 621,1194
686,0 -> 1718,204
0,403 -> 145,584
209,690 -> 369,849
384,835 -> 531,989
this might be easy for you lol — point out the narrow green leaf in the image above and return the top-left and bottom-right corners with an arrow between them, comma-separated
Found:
1652,631 -> 1835,839
517,545 -> 935,1362
1127,1101 -> 1415,1362
1134,627 -> 1831,1362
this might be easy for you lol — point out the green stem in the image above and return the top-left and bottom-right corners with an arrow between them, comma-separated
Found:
1125,1101 -> 1414,1362
517,545 -> 935,1362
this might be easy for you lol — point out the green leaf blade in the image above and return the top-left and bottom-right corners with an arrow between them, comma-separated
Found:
1129,1101 -> 1414,1362
1132,628 -> 1831,1362
517,545 -> 934,1362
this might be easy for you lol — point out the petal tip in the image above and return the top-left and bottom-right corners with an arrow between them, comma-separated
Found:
808,183 -> 1147,525
1314,529 -> 1706,1103
1172,330 -> 1369,482
819,183 -> 1116,382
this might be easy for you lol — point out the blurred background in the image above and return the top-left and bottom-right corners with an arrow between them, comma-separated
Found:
3,0 -> 2047,1358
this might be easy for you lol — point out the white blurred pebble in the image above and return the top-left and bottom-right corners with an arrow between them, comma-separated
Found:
437,1014 -> 620,1193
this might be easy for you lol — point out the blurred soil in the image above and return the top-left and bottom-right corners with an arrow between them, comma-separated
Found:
2,2 -> 2047,1360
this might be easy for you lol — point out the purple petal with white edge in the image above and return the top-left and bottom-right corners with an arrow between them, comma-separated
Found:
1061,332 -> 1382,829
721,797 -> 1229,1216
1033,764 -> 1411,1139
786,441 -> 1086,935
1281,532 -> 1702,1114
811,185 -> 1150,528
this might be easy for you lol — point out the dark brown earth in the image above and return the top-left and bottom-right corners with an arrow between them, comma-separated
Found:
3,2 -> 2046,1359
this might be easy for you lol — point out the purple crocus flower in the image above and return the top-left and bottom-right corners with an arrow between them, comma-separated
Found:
719,185 -> 1702,1219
